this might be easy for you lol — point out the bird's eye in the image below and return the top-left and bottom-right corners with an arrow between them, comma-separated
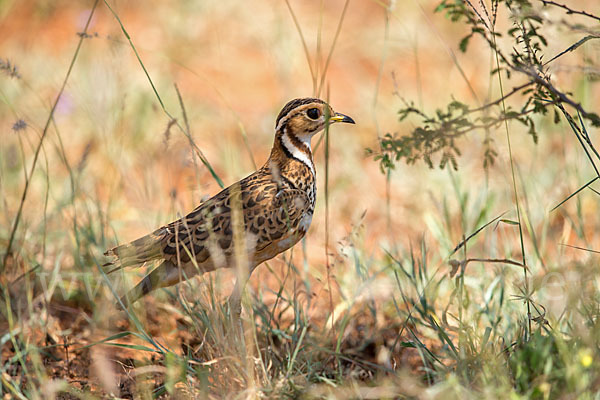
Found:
306,108 -> 320,120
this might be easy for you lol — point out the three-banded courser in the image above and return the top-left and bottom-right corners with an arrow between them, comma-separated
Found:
104,98 -> 354,308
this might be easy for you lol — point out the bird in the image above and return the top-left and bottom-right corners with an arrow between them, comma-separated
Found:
104,97 -> 354,309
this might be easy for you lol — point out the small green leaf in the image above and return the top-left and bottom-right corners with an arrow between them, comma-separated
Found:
400,341 -> 417,348
459,34 -> 472,52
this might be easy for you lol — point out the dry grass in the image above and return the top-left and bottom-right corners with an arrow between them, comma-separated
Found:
1,0 -> 600,398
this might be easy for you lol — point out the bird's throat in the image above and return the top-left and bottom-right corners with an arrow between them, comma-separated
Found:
279,129 -> 315,177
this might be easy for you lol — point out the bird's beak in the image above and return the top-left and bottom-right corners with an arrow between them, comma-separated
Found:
330,112 -> 355,124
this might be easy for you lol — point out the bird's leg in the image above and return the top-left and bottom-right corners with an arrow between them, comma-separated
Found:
118,260 -> 178,308
228,264 -> 255,316
118,260 -> 196,309
228,276 -> 244,318
226,271 -> 250,357
227,264 -> 255,343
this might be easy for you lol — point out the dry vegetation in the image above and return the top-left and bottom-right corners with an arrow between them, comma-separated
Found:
1,0 -> 600,398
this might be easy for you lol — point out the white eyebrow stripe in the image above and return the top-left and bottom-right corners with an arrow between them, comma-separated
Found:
281,130 -> 315,177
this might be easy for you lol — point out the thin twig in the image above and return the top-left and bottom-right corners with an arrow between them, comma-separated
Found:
539,0 -> 600,23
174,84 -> 200,191
449,258 -> 527,278
551,176 -> 599,212
493,8 -> 532,337
449,211 -> 508,257
516,65 -> 599,124
560,243 -> 600,255
543,35 -> 599,66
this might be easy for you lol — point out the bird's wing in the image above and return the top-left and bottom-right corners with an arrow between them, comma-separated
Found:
104,172 -> 311,271
157,176 -> 311,267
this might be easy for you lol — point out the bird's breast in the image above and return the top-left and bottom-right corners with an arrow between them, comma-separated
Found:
276,210 -> 313,251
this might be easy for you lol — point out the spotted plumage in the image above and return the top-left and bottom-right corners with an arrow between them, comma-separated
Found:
104,98 -> 354,306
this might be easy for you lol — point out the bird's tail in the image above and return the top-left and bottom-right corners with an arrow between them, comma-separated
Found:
104,229 -> 164,273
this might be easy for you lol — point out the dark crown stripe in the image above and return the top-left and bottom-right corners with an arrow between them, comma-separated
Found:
275,97 -> 325,127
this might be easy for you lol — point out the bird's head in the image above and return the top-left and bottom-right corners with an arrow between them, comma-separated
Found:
275,98 -> 355,143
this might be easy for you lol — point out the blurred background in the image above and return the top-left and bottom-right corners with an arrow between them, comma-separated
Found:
1,0 -> 599,397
